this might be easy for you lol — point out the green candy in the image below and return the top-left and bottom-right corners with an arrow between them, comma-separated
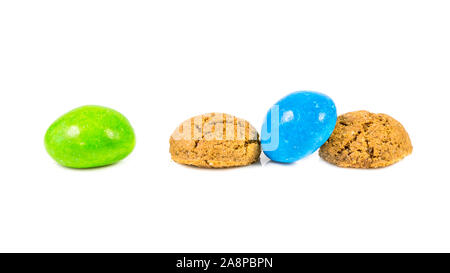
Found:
44,105 -> 136,168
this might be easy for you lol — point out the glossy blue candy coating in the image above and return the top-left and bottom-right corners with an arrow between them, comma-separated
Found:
261,91 -> 337,163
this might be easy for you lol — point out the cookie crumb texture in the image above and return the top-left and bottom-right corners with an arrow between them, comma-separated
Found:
319,110 -> 412,168
170,113 -> 261,168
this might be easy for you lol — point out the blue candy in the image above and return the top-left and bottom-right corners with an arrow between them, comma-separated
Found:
261,91 -> 337,163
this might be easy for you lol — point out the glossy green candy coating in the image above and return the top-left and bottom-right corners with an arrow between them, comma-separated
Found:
45,105 -> 136,168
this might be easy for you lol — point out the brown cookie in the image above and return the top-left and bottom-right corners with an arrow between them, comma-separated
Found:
319,110 -> 412,168
170,113 -> 261,168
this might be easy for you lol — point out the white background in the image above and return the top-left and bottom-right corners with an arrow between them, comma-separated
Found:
0,0 -> 449,253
